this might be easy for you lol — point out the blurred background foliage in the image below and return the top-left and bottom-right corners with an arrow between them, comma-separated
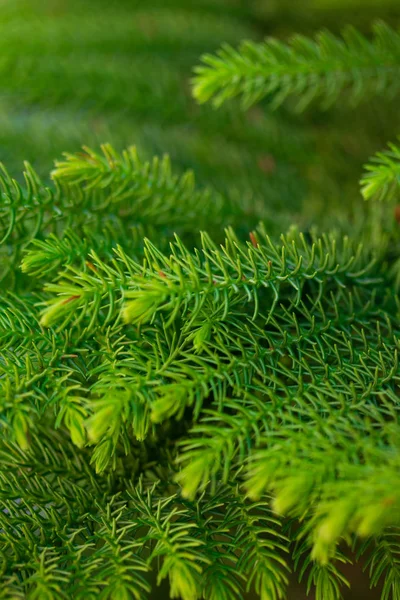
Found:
1,0 -> 399,237
1,1 -> 399,597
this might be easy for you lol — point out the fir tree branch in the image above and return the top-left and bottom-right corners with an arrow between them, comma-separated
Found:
228,487 -> 291,600
358,529 -> 400,600
294,540 -> 351,600
39,228 -> 379,331
245,415 -> 400,563
51,144 -> 223,230
193,22 -> 400,110
361,139 -> 400,202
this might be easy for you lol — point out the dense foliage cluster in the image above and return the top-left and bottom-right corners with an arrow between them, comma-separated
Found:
2,1 -> 400,599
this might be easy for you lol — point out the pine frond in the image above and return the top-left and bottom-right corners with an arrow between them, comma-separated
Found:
180,487 -> 244,600
0,161 -> 53,246
361,139 -> 400,202
294,540 -> 351,600
51,144 -> 223,230
21,230 -> 90,277
359,528 -> 400,600
173,389 -> 287,495
229,487 -> 290,600
246,415 -> 400,563
39,228 -> 379,331
193,21 -> 400,110
127,485 -> 211,600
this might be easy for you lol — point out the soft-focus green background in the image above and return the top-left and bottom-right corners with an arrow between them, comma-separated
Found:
1,1 -> 399,597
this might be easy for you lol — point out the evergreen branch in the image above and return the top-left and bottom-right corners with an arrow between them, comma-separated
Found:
123,229 -> 379,326
89,515 -> 151,600
38,261 -> 398,465
175,392 -> 283,499
193,22 -> 400,110
21,223 -> 150,280
0,161 -> 54,246
181,486 -> 245,600
294,540 -> 351,600
361,139 -> 400,202
175,341 -> 400,501
0,143 -> 227,289
23,550 -> 70,600
228,487 -> 290,600
127,485 -> 211,600
0,293 -> 52,349
0,432 -> 149,597
245,416 -> 400,562
51,144 -> 223,230
21,229 -> 91,278
39,228 -> 379,330
358,529 -> 400,600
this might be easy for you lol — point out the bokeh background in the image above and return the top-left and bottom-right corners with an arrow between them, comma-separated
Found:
1,0 -> 399,597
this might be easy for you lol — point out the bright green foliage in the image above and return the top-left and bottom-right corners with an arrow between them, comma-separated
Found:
2,141 -> 400,598
51,144 -> 223,230
361,139 -> 400,202
2,4 -> 400,600
193,21 -> 400,110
